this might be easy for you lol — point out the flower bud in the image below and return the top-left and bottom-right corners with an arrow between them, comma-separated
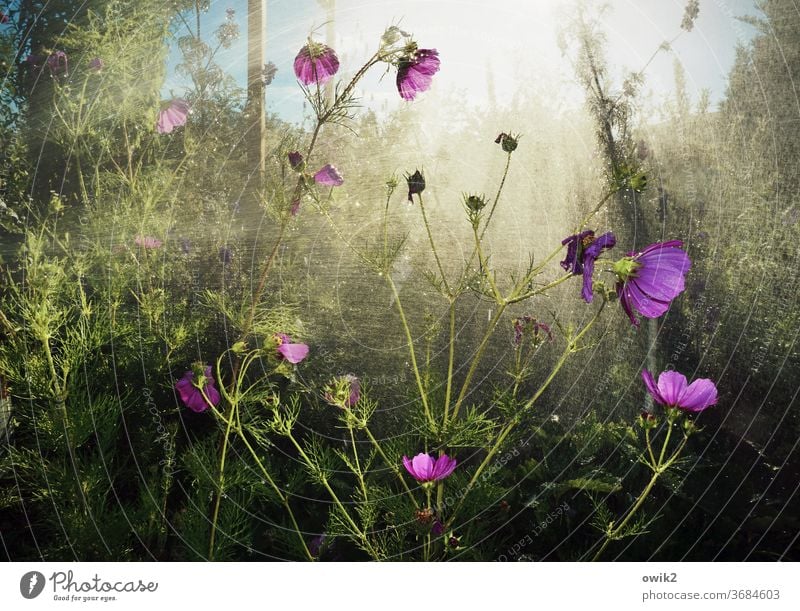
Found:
464,193 -> 487,213
494,132 -> 520,153
405,169 -> 425,203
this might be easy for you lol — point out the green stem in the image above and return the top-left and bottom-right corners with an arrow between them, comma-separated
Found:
349,425 -> 369,502
446,304 -> 604,528
424,486 -> 432,561
363,426 -> 419,508
450,303 -> 507,422
208,399 -> 235,560
418,194 -> 451,295
235,427 -> 314,560
472,224 -> 503,302
442,301 -> 457,427
286,432 -> 379,559
387,275 -> 434,427
481,152 -> 512,239
591,414 -> 688,561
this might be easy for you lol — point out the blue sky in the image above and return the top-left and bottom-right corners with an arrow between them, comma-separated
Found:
165,0 -> 761,124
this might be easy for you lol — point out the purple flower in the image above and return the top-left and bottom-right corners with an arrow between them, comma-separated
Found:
432,520 -> 444,536
405,169 -> 425,203
288,151 -> 304,171
1,12 -> 9,24
274,333 -> 309,364
561,230 -> 617,303
641,369 -> 717,413
46,50 -> 68,77
402,452 -> 457,483
614,240 -> 691,327
396,48 -> 440,101
290,199 -> 301,217
134,235 -> 162,249
175,366 -> 221,413
88,57 -> 104,71
313,164 -> 344,187
293,41 -> 339,85
157,98 -> 190,134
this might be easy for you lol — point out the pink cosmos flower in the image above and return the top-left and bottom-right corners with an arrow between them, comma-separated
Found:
293,41 -> 339,85
176,366 -> 221,413
641,369 -> 718,413
275,333 -> 309,364
402,452 -> 457,483
156,98 -> 190,134
134,235 -> 162,249
313,164 -> 344,187
396,48 -> 440,101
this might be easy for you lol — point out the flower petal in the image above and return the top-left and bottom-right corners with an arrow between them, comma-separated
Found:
314,164 -> 344,187
411,453 -> 434,481
402,455 -> 415,478
433,455 -> 457,480
678,378 -> 718,412
617,281 -> 640,327
641,369 -> 666,405
277,342 -> 309,364
656,370 -> 688,406
626,280 -> 672,318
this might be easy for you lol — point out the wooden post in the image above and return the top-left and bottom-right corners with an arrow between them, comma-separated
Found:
246,0 -> 267,188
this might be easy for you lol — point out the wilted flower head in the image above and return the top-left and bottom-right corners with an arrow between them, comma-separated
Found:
641,369 -> 717,413
494,132 -> 519,153
288,151 -> 304,171
88,57 -> 104,71
46,50 -> 68,77
157,98 -> 190,134
134,235 -> 162,249
324,374 -> 360,408
512,315 -> 553,347
290,199 -> 301,217
561,230 -> 616,303
614,240 -> 691,327
414,507 -> 434,525
396,47 -> 440,101
261,61 -> 278,86
402,452 -> 457,483
176,365 -> 220,413
309,533 -> 326,558
314,164 -> 344,187
406,169 -> 425,203
274,333 -> 309,364
294,40 -> 339,85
